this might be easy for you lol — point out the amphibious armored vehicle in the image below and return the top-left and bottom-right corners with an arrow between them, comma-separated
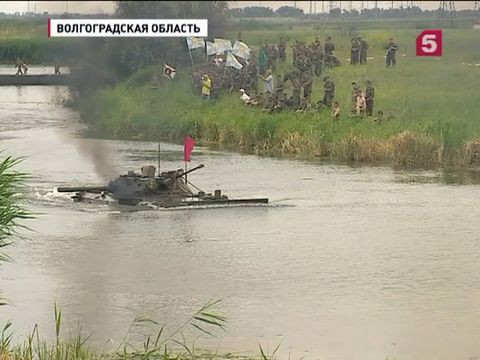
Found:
56,164 -> 268,208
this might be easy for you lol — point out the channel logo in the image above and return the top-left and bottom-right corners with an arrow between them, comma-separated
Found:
416,29 -> 443,57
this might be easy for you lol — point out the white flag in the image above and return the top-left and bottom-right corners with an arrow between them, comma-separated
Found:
206,41 -> 217,56
186,37 -> 205,50
214,38 -> 232,53
163,63 -> 176,79
232,40 -> 251,60
226,52 -> 243,70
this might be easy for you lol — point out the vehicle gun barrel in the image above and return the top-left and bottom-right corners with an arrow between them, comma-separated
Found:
56,186 -> 109,193
175,164 -> 205,178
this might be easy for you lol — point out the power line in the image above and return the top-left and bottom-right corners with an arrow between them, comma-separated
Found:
439,1 -> 456,17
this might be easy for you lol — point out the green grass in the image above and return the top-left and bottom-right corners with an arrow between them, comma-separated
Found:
0,20 -> 83,63
0,300 -> 278,360
80,27 -> 480,168
0,155 -> 30,307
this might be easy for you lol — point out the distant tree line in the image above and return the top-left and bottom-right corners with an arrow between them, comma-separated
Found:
229,5 -> 480,18
70,1 -> 228,98
229,6 -> 304,18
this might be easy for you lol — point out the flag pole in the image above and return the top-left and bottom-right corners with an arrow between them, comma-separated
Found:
223,52 -> 229,79
184,161 -> 188,183
188,48 -> 195,66
186,37 -> 195,66
157,142 -> 161,176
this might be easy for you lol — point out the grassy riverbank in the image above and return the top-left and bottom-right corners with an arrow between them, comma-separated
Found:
0,19 -> 82,63
1,301 -> 262,360
80,27 -> 480,168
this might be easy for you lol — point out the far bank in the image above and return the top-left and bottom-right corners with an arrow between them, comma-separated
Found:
78,28 -> 480,169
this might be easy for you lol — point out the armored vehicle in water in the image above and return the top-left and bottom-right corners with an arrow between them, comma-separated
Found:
56,163 -> 268,208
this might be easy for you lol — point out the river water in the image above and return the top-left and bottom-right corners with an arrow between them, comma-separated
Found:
1,86 -> 480,360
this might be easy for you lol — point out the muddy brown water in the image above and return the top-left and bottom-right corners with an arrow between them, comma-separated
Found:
1,86 -> 480,360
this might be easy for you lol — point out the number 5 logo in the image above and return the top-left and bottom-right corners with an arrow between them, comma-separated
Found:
416,29 -> 442,56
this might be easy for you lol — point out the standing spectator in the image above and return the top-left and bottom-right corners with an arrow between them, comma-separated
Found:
365,80 -> 375,116
201,74 -> 212,101
15,57 -> 24,75
356,90 -> 366,116
321,76 -> 335,108
359,36 -> 369,64
385,37 -> 398,67
261,70 -> 274,96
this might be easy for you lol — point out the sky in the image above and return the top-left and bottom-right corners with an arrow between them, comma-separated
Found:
0,1 -> 476,14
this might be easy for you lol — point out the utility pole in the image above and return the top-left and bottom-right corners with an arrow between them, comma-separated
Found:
439,1 -> 456,16
439,1 -> 456,27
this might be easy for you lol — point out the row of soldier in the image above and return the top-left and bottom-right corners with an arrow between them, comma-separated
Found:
192,35 -> 398,97
191,36 -> 397,118
350,36 -> 369,65
239,77 -> 375,120
257,36 -> 342,78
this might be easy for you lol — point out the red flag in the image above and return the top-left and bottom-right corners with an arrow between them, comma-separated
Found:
184,136 -> 195,162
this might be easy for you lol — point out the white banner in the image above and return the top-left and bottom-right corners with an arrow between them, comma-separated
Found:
232,40 -> 251,60
186,36 -> 205,50
206,41 -> 218,56
214,38 -> 232,53
226,52 -> 243,70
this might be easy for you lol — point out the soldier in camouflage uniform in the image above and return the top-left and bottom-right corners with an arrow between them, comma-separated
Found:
278,39 -> 287,62
302,70 -> 313,100
385,38 -> 398,67
223,68 -> 234,93
247,57 -> 259,94
359,36 -> 369,64
291,41 -> 300,66
321,76 -> 335,108
258,42 -> 270,75
294,53 -> 312,74
275,78 -> 285,97
269,44 -> 278,72
291,74 -> 302,110
365,80 -> 375,116
297,96 -> 313,112
350,37 -> 360,65
324,36 -> 335,68
313,39 -> 323,77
